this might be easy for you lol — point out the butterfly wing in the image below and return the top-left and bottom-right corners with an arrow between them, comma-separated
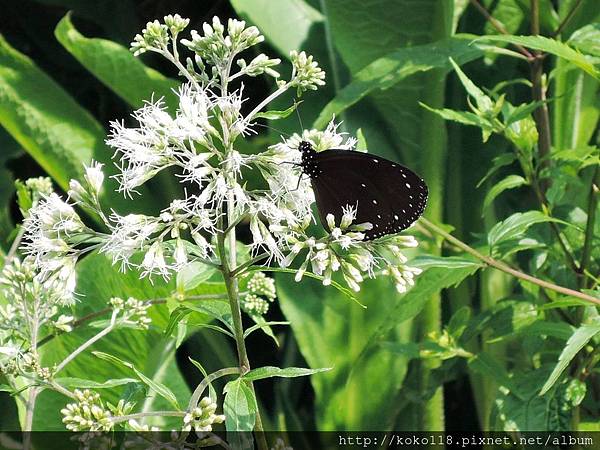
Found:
311,150 -> 428,240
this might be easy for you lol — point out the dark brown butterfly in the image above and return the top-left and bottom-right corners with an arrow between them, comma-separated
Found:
299,141 -> 428,240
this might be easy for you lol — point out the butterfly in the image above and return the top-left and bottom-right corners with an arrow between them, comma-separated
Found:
299,141 -> 428,240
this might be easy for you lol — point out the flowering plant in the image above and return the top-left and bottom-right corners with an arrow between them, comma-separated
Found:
1,14 -> 421,446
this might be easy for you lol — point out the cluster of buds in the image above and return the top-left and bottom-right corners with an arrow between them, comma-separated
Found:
109,297 -> 152,329
182,397 -> 225,432
288,50 -> 326,93
241,272 -> 277,315
61,390 -> 113,432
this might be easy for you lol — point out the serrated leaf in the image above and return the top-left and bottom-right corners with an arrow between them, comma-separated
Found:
55,13 -> 180,109
223,379 -> 256,449
483,175 -> 528,210
53,377 -> 139,389
480,35 -> 599,79
568,23 -> 600,57
242,366 -> 331,381
487,211 -> 557,248
420,103 -> 494,129
449,58 -> 494,111
92,351 -> 181,410
540,322 -> 600,395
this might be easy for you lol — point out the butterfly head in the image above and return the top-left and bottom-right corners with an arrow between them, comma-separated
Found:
298,141 -> 320,178
298,140 -> 314,154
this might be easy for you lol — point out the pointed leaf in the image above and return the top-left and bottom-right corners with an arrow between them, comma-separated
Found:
242,366 -> 331,382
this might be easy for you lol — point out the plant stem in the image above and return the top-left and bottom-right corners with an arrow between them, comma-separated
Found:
468,0 -> 533,58
580,166 -> 599,288
553,0 -> 584,37
111,410 -> 186,425
6,226 -> 25,262
420,218 -> 600,306
54,310 -> 118,375
187,367 -> 240,410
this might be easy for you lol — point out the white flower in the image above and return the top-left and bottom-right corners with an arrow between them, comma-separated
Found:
101,214 -> 162,271
84,161 -> 105,196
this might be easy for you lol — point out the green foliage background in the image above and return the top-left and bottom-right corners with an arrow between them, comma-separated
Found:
0,0 -> 599,439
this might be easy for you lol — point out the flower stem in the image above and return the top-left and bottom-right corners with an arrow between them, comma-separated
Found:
579,166 -> 599,289
54,310 -> 118,375
420,218 -> 600,306
187,367 -> 240,410
111,410 -> 186,425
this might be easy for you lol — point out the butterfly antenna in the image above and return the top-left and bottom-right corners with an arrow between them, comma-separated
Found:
294,99 -> 305,132
253,122 -> 292,138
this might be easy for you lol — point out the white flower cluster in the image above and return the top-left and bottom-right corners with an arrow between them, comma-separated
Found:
0,258 -> 75,377
242,272 -> 277,315
21,14 -> 422,299
109,297 -> 152,329
61,390 -> 114,432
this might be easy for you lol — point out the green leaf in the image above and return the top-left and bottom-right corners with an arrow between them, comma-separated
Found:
483,175 -> 528,210
230,0 -> 323,57
479,35 -> 600,79
539,322 -> 600,395
242,366 -> 331,381
55,13 -> 180,109
278,263 -> 479,430
449,58 -> 494,112
253,103 -> 299,120
0,35 -> 130,210
92,351 -> 181,410
419,103 -> 494,129
53,377 -> 139,389
223,378 -> 256,449
183,299 -> 234,332
468,352 -> 522,398
487,211 -> 557,248
568,23 -> 600,57
314,35 -> 485,129
176,262 -> 217,292
477,153 -> 518,188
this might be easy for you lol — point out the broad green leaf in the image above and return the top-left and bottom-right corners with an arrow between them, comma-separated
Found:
176,262 -> 217,292
568,23 -> 600,57
278,262 -> 478,430
539,322 -> 600,395
483,175 -> 528,209
33,253 -> 190,430
370,264 -> 481,341
0,35 -> 132,211
183,299 -> 234,332
314,35 -> 485,129
223,378 -> 256,449
484,0 -> 525,36
468,352 -> 522,398
230,0 -> 323,57
493,366 -> 573,431
487,211 -> 557,248
93,351 -> 181,410
479,35 -> 600,79
242,366 -> 330,381
54,377 -> 138,389
55,13 -> 180,110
